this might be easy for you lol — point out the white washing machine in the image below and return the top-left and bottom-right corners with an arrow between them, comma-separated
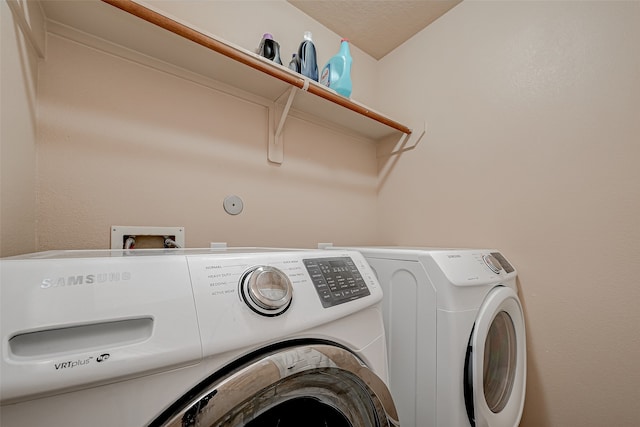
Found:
0,248 -> 399,426
328,247 -> 526,427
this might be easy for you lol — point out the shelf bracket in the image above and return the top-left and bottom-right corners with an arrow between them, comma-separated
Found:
388,121 -> 427,157
268,87 -> 297,164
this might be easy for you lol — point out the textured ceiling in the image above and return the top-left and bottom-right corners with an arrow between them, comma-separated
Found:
287,0 -> 462,60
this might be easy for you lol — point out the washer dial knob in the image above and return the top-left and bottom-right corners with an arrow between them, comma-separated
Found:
240,266 -> 293,316
483,254 -> 504,274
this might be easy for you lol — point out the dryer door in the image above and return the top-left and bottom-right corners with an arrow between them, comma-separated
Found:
150,343 -> 399,427
465,286 -> 526,427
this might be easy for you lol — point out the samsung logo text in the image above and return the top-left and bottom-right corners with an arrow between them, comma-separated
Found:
41,272 -> 132,289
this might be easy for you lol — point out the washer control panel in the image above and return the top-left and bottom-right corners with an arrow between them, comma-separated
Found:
303,257 -> 371,308
186,249 -> 382,358
0,249 -> 383,404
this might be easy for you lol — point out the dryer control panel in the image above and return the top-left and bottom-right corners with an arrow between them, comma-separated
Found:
489,252 -> 515,273
430,250 -> 518,286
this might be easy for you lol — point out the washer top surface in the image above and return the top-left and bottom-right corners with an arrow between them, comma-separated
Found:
3,247 -> 305,260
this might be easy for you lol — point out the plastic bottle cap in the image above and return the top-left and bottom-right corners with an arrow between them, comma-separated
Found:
304,31 -> 313,40
341,38 -> 349,42
263,33 -> 273,39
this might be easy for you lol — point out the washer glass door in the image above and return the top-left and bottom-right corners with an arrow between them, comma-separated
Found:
150,343 -> 399,427
465,286 -> 526,427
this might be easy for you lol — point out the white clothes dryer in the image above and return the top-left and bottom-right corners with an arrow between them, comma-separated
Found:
1,248 -> 399,427
328,247 -> 526,427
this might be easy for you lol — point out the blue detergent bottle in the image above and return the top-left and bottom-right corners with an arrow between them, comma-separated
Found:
320,38 -> 352,97
298,31 -> 318,81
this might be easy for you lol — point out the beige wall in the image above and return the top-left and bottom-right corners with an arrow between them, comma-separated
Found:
35,32 -> 379,249
378,1 -> 640,426
0,0 -> 43,257
0,1 -> 381,254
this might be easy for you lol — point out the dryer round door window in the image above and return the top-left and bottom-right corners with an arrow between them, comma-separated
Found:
483,310 -> 517,413
467,286 -> 526,427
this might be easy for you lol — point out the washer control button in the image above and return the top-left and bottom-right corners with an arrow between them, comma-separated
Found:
303,257 -> 370,308
240,266 -> 293,316
483,254 -> 504,274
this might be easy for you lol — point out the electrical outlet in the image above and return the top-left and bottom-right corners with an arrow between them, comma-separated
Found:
110,226 -> 185,249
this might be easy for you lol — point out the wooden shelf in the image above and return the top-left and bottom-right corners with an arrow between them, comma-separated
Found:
40,0 -> 413,152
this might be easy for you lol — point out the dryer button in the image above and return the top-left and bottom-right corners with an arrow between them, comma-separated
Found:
483,254 -> 504,274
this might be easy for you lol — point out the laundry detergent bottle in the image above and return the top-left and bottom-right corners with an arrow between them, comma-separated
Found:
298,31 -> 318,81
320,38 -> 352,97
288,53 -> 299,72
257,33 -> 282,65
